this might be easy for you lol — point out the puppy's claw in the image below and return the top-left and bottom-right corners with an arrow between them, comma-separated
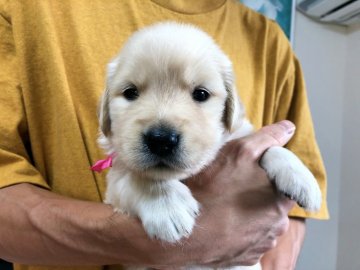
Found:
282,192 -> 294,201
297,202 -> 305,209
282,192 -> 306,208
171,220 -> 180,235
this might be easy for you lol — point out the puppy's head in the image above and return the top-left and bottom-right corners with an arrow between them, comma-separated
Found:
99,22 -> 244,180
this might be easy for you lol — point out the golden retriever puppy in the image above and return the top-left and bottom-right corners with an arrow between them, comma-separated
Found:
95,22 -> 321,270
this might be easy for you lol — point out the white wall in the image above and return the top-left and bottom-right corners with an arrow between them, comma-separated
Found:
294,10 -> 360,270
337,25 -> 360,270
293,12 -> 348,270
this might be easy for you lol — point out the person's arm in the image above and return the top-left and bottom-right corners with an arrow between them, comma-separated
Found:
0,122 -> 295,267
261,218 -> 306,270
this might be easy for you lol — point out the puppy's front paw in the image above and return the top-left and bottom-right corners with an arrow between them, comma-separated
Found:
138,181 -> 200,243
260,146 -> 322,211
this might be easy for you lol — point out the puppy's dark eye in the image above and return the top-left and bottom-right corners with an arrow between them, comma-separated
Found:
123,85 -> 139,101
192,87 -> 210,102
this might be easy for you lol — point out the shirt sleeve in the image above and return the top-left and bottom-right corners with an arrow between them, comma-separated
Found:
0,3 -> 50,190
274,53 -> 329,220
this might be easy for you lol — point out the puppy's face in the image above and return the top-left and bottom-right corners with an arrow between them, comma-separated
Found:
100,23 -> 243,180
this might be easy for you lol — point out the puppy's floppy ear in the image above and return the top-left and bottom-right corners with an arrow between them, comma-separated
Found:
98,56 -> 121,137
98,87 -> 112,137
222,65 -> 243,133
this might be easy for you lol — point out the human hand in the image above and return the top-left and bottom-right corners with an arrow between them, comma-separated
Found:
260,218 -> 306,270
0,121 -> 296,268
181,121 -> 297,268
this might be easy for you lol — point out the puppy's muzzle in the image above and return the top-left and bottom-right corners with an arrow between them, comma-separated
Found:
143,126 -> 180,158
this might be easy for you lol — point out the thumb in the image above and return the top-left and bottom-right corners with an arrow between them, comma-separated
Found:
257,120 -> 296,146
238,120 -> 296,161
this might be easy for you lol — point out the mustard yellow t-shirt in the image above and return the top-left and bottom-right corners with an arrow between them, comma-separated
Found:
0,0 -> 329,269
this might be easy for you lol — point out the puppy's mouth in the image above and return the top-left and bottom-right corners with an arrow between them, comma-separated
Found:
148,158 -> 186,170
153,161 -> 171,169
139,154 -> 189,173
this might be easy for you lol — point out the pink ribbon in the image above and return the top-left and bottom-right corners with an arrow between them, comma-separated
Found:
91,153 -> 115,172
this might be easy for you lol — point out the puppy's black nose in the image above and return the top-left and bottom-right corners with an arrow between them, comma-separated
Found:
144,127 -> 180,157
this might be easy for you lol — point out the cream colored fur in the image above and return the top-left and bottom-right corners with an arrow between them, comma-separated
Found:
98,22 -> 321,270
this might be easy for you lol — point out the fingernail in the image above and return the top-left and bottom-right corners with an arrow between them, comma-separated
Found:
279,120 -> 295,134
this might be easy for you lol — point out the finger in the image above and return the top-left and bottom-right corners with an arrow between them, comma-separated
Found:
279,194 -> 297,212
238,120 -> 296,161
247,120 -> 295,146
260,120 -> 296,145
204,257 -> 261,268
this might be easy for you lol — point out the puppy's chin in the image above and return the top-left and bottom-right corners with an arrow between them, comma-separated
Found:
130,154 -> 214,181
138,167 -> 190,181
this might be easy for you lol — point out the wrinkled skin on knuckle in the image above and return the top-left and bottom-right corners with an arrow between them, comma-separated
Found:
233,250 -> 262,267
258,237 -> 278,252
237,140 -> 260,161
275,217 -> 290,237
268,193 -> 293,219
269,239 -> 278,249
